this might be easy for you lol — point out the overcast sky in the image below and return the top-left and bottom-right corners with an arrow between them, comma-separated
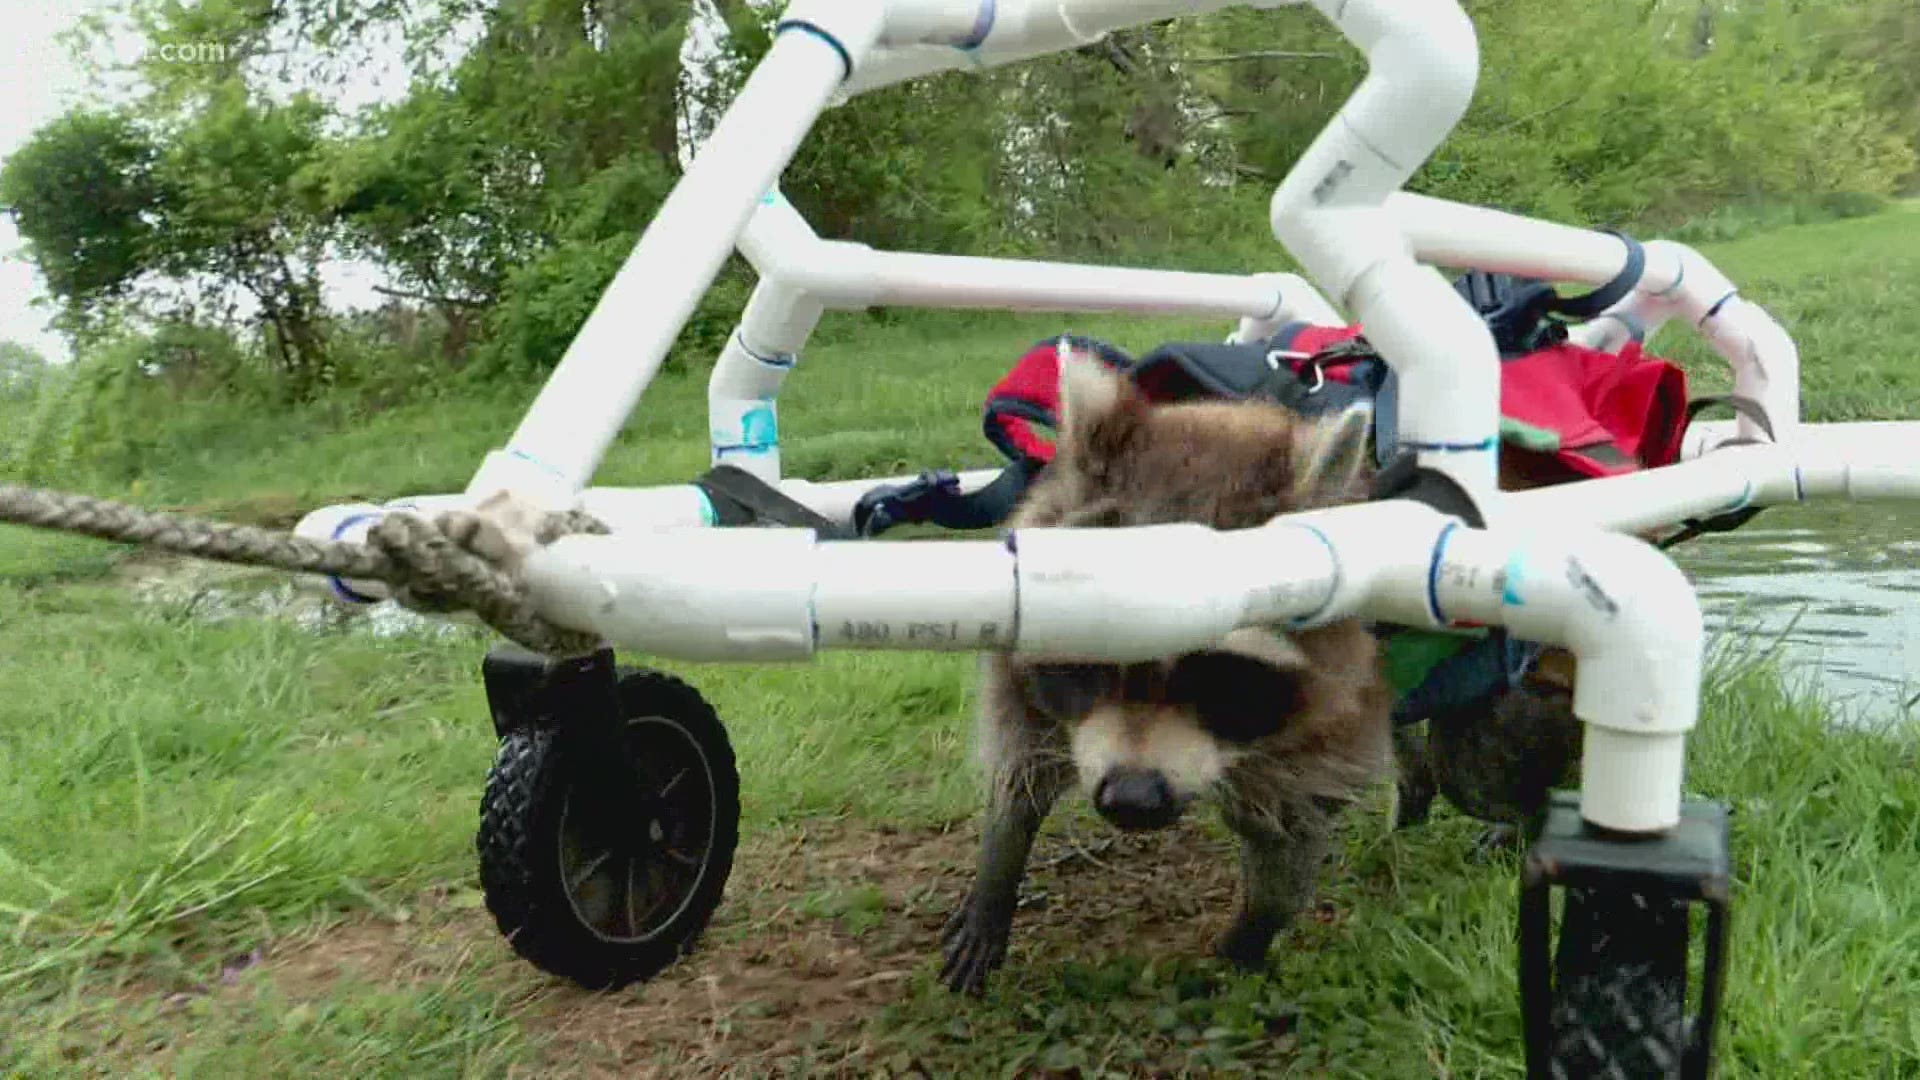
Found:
1,1 -> 109,362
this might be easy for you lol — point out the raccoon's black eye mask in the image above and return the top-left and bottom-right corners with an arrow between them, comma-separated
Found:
1020,653 -> 1305,743
1166,650 -> 1306,743
1019,662 -> 1146,720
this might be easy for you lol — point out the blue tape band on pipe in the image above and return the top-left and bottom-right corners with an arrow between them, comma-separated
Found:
775,19 -> 853,81
329,512 -> 383,604
960,0 -> 996,49
1651,259 -> 1686,298
1427,521 -> 1460,625
1404,436 -> 1498,454
735,332 -> 797,369
506,447 -> 567,480
1286,523 -> 1341,628
1501,549 -> 1527,607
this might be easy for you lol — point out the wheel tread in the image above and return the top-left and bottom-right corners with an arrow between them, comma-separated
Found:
475,666 -> 739,991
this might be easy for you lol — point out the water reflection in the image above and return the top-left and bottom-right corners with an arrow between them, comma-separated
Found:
1670,500 -> 1920,725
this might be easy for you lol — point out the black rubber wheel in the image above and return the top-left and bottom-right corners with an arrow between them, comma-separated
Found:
476,667 -> 740,991
1546,886 -> 1694,1079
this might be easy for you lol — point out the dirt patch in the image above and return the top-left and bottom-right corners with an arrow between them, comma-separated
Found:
102,813 -> 1270,1077
517,814 -> 1250,1076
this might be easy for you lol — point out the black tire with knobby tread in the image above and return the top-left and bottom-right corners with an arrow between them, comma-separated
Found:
1546,888 -> 1693,1080
476,667 -> 740,991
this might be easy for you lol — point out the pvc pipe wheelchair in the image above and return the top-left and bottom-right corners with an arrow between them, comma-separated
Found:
288,2 -> 1919,1070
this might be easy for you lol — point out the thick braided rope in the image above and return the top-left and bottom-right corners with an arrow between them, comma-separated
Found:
0,484 -> 607,656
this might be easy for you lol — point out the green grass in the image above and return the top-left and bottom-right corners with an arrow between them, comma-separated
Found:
1655,198 -> 1920,420
0,207 -> 1917,1076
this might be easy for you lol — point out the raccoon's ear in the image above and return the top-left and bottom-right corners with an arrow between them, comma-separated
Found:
1290,404 -> 1374,504
1056,340 -> 1144,459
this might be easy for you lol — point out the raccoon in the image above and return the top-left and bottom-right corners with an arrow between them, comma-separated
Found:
1385,447 -> 1588,854
939,346 -> 1397,995
1386,653 -> 1582,856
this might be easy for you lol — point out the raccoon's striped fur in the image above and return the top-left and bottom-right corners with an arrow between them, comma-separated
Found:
940,347 -> 1396,994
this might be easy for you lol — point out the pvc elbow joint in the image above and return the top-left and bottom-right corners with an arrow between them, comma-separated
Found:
1345,0 -> 1479,142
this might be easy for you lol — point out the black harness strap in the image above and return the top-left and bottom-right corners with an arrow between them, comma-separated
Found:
692,464 -> 861,540
1451,232 -> 1646,360
1655,393 -> 1777,550
1547,231 -> 1648,321
851,460 -> 1039,537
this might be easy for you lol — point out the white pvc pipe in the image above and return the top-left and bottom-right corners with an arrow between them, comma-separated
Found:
841,0 -> 1307,99
817,245 -> 1287,318
1242,272 -> 1346,336
836,45 -> 971,100
707,278 -> 825,481
514,498 -> 1708,832
735,188 -> 822,282
741,202 -> 1296,319
1378,194 -> 1800,447
1684,419 -> 1920,463
531,527 -> 823,660
878,0 -> 997,48
1288,503 -> 1702,833
1010,521 -> 1338,657
1696,291 -> 1801,444
1414,521 -> 1702,833
298,416 -> 1920,610
292,467 -> 1012,603
1500,436 -> 1920,535
813,540 -> 1016,649
1386,193 -> 1659,290
1564,294 -> 1674,353
467,0 -> 887,506
1269,0 -> 1502,505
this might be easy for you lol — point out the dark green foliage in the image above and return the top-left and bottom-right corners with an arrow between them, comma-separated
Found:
0,111 -> 168,321
0,342 -> 51,401
4,0 -> 1917,478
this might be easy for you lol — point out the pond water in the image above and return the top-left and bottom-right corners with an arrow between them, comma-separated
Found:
1668,499 -> 1920,727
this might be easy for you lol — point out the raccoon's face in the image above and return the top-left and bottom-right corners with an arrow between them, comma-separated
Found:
1023,630 -> 1310,831
1008,344 -> 1376,831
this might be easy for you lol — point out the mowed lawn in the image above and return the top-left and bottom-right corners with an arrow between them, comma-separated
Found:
0,205 -> 1916,1077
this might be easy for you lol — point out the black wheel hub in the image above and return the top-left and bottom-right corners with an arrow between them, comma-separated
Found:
556,715 -> 718,945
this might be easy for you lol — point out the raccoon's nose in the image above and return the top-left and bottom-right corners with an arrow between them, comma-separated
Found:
1094,767 -> 1183,831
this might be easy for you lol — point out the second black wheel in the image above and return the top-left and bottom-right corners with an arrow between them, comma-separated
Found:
476,667 -> 740,991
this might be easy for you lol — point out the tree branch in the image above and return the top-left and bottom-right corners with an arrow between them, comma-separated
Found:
1187,107 -> 1258,126
373,284 -> 489,309
1488,94 -> 1583,133
1181,50 -> 1340,65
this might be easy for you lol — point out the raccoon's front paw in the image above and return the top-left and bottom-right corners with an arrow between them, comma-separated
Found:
1215,912 -> 1283,972
939,890 -> 1014,996
1391,775 -> 1436,831
1467,823 -> 1521,863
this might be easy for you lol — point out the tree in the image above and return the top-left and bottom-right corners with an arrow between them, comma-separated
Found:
150,84 -> 341,395
0,341 -> 50,399
0,110 -> 168,335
